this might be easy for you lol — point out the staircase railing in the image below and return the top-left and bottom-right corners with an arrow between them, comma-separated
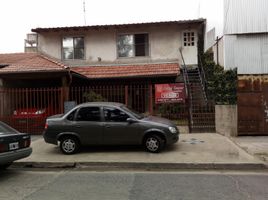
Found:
198,53 -> 208,102
179,48 -> 193,130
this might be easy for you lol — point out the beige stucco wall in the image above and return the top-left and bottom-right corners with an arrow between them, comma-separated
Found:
38,33 -> 62,59
215,105 -> 237,137
37,24 -> 200,66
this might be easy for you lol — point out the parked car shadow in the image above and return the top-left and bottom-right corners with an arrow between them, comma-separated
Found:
0,168 -> 21,177
80,145 -> 144,153
45,143 -> 179,154
78,144 -> 179,154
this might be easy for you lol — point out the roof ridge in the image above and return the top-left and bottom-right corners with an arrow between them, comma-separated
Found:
38,54 -> 69,69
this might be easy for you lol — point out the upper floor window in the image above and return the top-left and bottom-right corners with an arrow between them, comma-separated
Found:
62,37 -> 84,60
117,33 -> 149,58
183,32 -> 195,47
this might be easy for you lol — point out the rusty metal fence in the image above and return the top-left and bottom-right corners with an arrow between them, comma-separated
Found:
70,84 -> 189,125
190,100 -> 215,132
0,84 -> 209,134
238,77 -> 268,135
0,88 -> 63,134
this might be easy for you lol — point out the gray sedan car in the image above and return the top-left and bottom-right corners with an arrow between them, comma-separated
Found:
43,102 -> 179,154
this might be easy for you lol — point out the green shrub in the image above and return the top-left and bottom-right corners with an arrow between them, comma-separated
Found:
83,90 -> 107,102
202,53 -> 237,105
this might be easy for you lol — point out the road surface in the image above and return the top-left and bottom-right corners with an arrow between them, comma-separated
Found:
0,169 -> 267,200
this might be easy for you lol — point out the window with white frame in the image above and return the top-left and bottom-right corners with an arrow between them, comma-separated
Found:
62,37 -> 84,60
117,33 -> 149,57
183,32 -> 195,46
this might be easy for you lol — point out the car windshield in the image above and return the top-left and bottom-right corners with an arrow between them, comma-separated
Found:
0,122 -> 19,134
120,105 -> 144,120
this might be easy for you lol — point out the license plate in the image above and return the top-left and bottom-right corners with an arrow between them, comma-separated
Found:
9,142 -> 19,150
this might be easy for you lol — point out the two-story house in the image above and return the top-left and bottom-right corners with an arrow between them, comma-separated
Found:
30,19 -> 206,113
1,19 -> 210,134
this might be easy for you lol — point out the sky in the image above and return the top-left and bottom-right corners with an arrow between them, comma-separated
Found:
0,0 -> 223,53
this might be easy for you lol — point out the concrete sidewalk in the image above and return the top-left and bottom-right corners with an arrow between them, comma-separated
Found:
231,136 -> 268,162
14,133 -> 267,170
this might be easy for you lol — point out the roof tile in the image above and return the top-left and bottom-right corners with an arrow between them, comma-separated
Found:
0,53 -> 68,74
71,63 -> 180,79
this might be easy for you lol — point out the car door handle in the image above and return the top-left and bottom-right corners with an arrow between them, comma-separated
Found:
75,125 -> 81,128
105,125 -> 111,128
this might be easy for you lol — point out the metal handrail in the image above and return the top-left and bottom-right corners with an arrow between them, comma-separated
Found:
179,48 -> 193,128
198,53 -> 208,102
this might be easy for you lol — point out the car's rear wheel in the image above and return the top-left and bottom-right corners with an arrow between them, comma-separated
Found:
144,135 -> 164,153
60,136 -> 80,155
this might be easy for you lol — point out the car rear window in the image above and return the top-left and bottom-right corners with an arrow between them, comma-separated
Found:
0,122 -> 19,134
76,107 -> 101,122
66,110 -> 77,121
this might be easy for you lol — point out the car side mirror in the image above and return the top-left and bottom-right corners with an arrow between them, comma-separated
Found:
127,118 -> 137,123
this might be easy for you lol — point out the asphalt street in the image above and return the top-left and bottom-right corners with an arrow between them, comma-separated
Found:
0,169 -> 267,200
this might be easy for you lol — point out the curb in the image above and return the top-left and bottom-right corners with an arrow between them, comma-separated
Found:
12,161 -> 268,171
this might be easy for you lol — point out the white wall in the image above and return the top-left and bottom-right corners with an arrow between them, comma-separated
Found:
224,0 -> 268,34
37,23 -> 200,66
224,34 -> 268,74
205,28 -> 215,51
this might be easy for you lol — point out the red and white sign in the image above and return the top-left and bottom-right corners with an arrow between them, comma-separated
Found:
155,83 -> 185,104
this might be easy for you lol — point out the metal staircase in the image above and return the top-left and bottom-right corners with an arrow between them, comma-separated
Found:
180,49 -> 215,133
187,67 -> 207,104
186,67 -> 215,132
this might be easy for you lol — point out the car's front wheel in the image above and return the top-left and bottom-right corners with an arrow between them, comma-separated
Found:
144,135 -> 164,153
60,136 -> 80,155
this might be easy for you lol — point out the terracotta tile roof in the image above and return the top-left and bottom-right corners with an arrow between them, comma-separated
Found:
71,63 -> 180,79
0,53 -> 68,74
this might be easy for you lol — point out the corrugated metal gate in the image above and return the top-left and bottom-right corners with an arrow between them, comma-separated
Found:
238,76 -> 268,135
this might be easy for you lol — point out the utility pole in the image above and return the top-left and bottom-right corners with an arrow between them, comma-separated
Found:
83,0 -> 86,25
216,36 -> 219,65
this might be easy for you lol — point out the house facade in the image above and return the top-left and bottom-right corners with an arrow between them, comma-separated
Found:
32,20 -> 204,68
1,19 -> 213,134
32,19 -> 209,121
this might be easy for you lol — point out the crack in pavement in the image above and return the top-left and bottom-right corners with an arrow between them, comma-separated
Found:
21,170 -> 68,200
225,174 -> 252,200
